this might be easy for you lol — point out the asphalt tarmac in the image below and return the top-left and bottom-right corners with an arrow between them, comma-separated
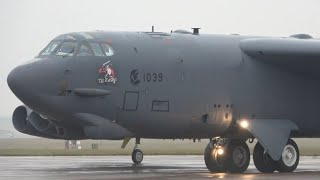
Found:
0,156 -> 320,180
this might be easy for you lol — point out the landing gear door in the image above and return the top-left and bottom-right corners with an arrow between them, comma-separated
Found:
123,91 -> 139,111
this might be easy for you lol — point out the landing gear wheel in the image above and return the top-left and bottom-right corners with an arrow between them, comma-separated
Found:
132,149 -> 143,164
276,139 -> 299,172
204,142 -> 226,173
225,140 -> 250,173
253,142 -> 277,173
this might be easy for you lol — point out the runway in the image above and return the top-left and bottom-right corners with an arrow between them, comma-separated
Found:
1,156 -> 320,180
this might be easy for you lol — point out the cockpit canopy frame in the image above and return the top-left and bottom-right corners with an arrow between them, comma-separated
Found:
38,38 -> 115,58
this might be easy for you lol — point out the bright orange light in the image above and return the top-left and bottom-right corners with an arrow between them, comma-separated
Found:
217,148 -> 224,155
240,120 -> 249,129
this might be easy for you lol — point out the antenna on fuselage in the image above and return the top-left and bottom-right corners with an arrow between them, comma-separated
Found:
192,28 -> 201,35
152,26 -> 154,32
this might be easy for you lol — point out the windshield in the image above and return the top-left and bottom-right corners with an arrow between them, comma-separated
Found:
41,41 -> 61,55
77,42 -> 114,57
101,43 -> 114,56
39,40 -> 115,57
77,42 -> 105,57
90,43 -> 104,56
77,43 -> 94,56
55,41 -> 77,56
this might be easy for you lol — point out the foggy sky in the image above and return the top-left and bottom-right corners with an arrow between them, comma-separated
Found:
1,0 -> 320,120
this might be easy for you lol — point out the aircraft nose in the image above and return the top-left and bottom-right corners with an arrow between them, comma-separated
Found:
7,65 -> 29,97
7,66 -> 20,92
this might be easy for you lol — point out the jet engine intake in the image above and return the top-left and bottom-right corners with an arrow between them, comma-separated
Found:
12,105 -> 85,139
29,112 -> 51,132
12,105 -> 33,133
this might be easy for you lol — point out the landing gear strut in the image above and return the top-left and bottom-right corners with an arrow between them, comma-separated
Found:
253,138 -> 299,173
132,138 -> 143,164
204,138 -> 250,173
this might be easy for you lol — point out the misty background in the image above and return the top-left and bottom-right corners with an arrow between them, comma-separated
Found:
0,0 -> 320,137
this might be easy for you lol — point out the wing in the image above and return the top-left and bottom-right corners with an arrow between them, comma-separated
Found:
240,38 -> 320,77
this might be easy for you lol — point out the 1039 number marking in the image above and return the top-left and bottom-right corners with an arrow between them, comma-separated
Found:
143,73 -> 163,82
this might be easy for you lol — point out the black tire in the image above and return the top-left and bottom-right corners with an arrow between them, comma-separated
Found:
276,139 -> 299,172
132,149 -> 143,164
204,143 -> 226,173
224,140 -> 250,173
253,142 -> 277,173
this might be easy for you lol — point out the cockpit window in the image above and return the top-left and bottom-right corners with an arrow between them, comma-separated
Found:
77,43 -> 94,56
55,41 -> 76,56
90,43 -> 104,56
41,40 -> 115,57
101,43 -> 114,56
41,41 -> 61,55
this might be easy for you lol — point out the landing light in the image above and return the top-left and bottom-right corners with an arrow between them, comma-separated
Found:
217,148 -> 224,155
240,120 -> 249,129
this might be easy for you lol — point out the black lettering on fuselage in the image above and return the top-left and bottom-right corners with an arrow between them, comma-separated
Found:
143,73 -> 163,82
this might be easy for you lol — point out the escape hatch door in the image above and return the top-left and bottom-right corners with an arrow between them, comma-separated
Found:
123,91 -> 139,111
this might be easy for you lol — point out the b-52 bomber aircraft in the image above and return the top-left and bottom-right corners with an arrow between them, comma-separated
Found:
7,28 -> 320,173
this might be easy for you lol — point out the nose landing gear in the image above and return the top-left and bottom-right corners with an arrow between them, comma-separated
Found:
132,148 -> 143,164
131,138 -> 143,165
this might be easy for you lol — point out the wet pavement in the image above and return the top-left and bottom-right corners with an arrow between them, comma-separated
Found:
0,156 -> 320,179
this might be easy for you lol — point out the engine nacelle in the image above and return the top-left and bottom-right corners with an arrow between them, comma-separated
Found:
12,105 -> 85,139
12,106 -> 54,138
28,112 -> 60,135
12,105 -> 29,132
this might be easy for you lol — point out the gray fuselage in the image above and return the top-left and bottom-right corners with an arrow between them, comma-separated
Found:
7,31 -> 320,139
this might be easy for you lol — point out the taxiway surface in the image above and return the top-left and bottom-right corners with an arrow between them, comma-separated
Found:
0,156 -> 320,180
